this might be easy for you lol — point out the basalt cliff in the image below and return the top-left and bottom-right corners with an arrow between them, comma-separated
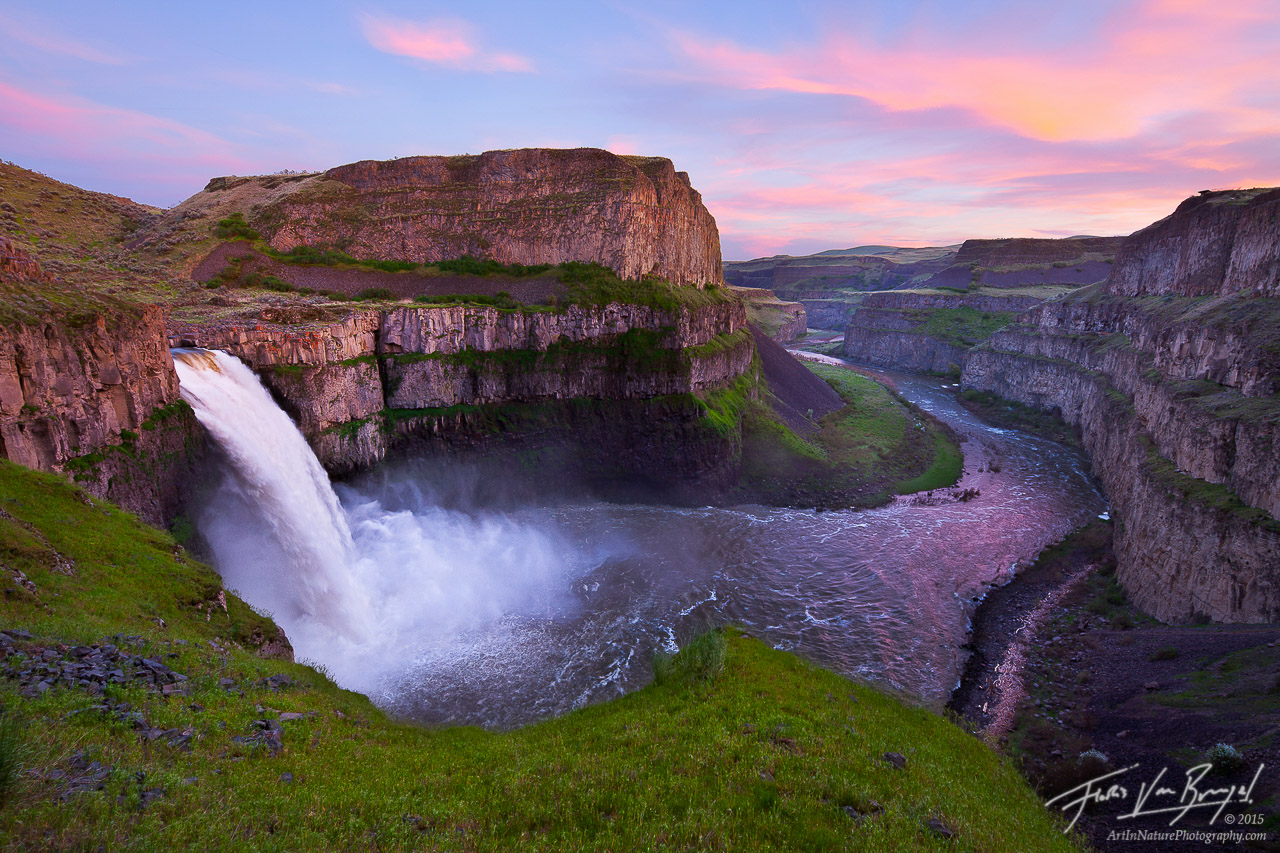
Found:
169,299 -> 753,495
182,149 -> 722,287
964,189 -> 1280,622
0,236 -> 201,525
0,151 -> 750,517
840,237 -> 1124,373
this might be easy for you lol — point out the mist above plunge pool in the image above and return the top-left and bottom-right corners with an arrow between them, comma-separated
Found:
173,349 -> 1105,729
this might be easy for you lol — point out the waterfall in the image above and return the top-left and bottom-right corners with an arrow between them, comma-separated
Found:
173,350 -> 372,640
172,349 -> 585,697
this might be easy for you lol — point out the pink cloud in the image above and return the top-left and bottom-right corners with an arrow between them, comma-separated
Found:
0,80 -> 235,159
361,14 -> 534,73
669,0 -> 1280,143
0,79 -> 255,202
606,135 -> 641,155
0,12 -> 130,65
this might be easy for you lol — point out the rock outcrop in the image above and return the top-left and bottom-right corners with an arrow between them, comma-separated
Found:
927,237 -> 1122,290
1105,188 -> 1280,298
171,298 -> 753,482
186,149 -> 722,287
964,188 -> 1280,623
729,286 -> 806,343
0,305 -> 201,525
0,236 -> 45,283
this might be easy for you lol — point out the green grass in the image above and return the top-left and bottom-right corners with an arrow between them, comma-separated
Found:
555,261 -> 731,312
1141,437 -> 1280,534
0,460 -> 1077,851
913,307 -> 1018,348
738,363 -> 962,507
414,291 -> 521,310
958,389 -> 1081,448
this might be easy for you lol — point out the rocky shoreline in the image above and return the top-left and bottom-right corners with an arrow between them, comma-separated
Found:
951,521 -> 1280,852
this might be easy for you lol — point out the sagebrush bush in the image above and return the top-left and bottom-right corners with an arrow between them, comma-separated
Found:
1206,743 -> 1246,774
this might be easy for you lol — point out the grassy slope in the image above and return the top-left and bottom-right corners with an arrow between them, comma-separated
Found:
0,461 -> 1075,850
739,363 -> 962,508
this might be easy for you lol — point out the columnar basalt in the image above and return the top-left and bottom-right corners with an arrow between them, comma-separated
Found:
170,298 -> 753,478
0,305 -> 201,525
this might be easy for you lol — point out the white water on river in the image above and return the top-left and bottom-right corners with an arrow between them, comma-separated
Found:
174,348 -> 1105,728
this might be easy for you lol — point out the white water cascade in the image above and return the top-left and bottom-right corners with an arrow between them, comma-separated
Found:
172,349 -> 586,697
172,349 -> 1106,728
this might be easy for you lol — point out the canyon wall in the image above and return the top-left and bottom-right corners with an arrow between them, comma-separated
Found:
729,286 -> 807,343
170,298 -> 754,490
842,290 -> 1045,374
188,149 -> 723,287
0,241 -> 200,524
964,188 -> 1280,622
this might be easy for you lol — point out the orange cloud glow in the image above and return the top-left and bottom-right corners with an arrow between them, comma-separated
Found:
672,0 -> 1280,143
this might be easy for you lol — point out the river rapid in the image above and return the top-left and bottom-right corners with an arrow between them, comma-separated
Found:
175,349 -> 1106,729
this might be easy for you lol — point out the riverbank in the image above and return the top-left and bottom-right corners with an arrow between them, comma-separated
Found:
950,520 -> 1280,851
0,459 -> 1078,851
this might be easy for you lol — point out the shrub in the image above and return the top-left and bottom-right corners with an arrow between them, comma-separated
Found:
367,259 -> 418,273
1148,646 -> 1180,662
280,245 -> 358,266
214,213 -> 259,241
1205,743 -> 1246,774
413,291 -> 519,310
434,255 -> 551,277
356,288 -> 393,301
261,275 -> 295,293
652,629 -> 727,687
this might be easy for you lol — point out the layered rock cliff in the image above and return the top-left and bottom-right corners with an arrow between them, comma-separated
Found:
180,149 -> 722,287
0,296 -> 201,524
171,298 -> 753,488
726,238 -> 1122,332
2,150 -> 751,511
729,286 -> 806,343
843,290 -> 1043,374
964,188 -> 1280,623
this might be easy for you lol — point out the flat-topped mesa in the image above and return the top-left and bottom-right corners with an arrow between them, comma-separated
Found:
204,148 -> 722,287
926,236 -> 1124,291
1105,188 -> 1280,298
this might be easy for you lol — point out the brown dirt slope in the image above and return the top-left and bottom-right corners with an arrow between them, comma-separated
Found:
953,520 -> 1280,852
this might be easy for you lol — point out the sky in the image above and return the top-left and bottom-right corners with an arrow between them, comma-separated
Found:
1,0 -> 1278,260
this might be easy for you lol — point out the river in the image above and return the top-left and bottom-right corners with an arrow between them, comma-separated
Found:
175,349 -> 1106,729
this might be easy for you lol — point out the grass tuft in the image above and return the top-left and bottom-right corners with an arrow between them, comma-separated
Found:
653,629 -> 728,687
0,708 -> 29,810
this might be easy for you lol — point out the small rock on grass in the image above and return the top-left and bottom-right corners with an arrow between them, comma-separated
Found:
924,817 -> 954,839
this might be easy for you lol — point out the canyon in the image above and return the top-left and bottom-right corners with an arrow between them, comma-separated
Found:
731,193 -> 1279,624
0,151 -> 749,519
836,237 -> 1124,372
964,189 -> 1280,622
2,152 -> 1278,630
